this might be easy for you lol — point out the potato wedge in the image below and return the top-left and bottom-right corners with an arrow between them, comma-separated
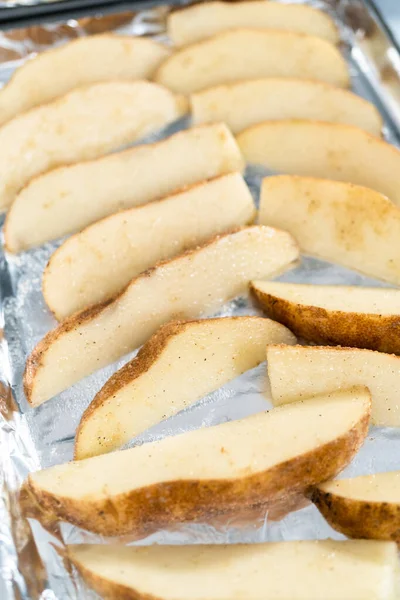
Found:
267,345 -> 400,427
238,121 -> 400,206
75,316 -> 296,459
5,123 -> 243,252
23,389 -> 371,535
25,226 -> 298,406
67,540 -> 399,600
258,176 -> 400,284
154,30 -> 349,94
191,79 -> 382,135
43,173 -> 256,317
311,472 -> 400,543
0,35 -> 170,127
0,80 -> 186,211
251,281 -> 400,354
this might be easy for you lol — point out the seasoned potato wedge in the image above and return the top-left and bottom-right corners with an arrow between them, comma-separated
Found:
67,540 -> 399,600
311,472 -> 400,543
191,79 -> 381,135
75,316 -> 296,459
155,30 -> 349,94
5,123 -> 243,252
238,121 -> 400,206
0,35 -> 170,127
43,173 -> 256,316
267,345 -> 400,427
23,389 -> 370,536
0,80 -> 186,211
251,281 -> 400,354
258,176 -> 400,284
25,226 -> 298,406
168,1 -> 339,46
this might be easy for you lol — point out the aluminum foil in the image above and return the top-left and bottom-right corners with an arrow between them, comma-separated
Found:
1,0 -> 400,598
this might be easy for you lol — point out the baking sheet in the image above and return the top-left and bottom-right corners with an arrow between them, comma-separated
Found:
1,0 -> 400,598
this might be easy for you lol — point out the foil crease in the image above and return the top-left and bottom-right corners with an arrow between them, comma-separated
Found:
0,1 -> 400,598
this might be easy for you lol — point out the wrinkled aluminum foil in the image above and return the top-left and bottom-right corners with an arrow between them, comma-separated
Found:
1,0 -> 400,598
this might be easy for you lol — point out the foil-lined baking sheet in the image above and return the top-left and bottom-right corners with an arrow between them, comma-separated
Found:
1,0 -> 400,598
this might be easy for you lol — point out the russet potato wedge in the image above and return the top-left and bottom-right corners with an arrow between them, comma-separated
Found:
43,173 -> 256,317
251,281 -> 400,354
267,345 -> 400,427
25,226 -> 299,406
5,123 -> 243,252
75,316 -> 296,460
23,389 -> 371,536
258,176 -> 400,284
168,1 -> 339,46
191,79 -> 382,135
154,30 -> 349,95
0,35 -> 170,127
67,540 -> 399,600
311,472 -> 400,543
0,80 -> 186,211
238,121 -> 400,206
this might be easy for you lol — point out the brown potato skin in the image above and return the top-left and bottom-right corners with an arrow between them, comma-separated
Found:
250,284 -> 400,354
23,407 -> 370,537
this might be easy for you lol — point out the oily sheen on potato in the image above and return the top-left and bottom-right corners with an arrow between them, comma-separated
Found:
43,173 -> 256,316
0,35 -> 170,127
191,79 -> 382,135
267,345 -> 400,427
258,176 -> 400,284
238,121 -> 400,206
168,1 -> 339,46
311,472 -> 400,543
251,281 -> 400,354
67,540 -> 399,600
24,389 -> 371,535
0,80 -> 186,211
75,317 -> 296,459
24,226 -> 299,406
154,30 -> 349,94
5,123 -> 243,252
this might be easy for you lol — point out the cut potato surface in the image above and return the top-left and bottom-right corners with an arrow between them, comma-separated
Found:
312,472 -> 400,543
191,78 -> 381,135
238,121 -> 400,206
68,540 -> 399,600
43,173 -> 256,317
259,176 -> 400,284
267,345 -> 400,427
24,389 -> 371,535
25,226 -> 298,406
0,80 -> 186,211
0,35 -> 170,127
168,1 -> 339,46
75,316 -> 296,459
251,281 -> 400,354
154,29 -> 349,95
5,123 -> 243,252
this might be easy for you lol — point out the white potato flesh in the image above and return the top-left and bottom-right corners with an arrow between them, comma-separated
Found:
238,121 -> 400,206
0,80 -> 186,211
267,345 -> 400,426
259,176 -> 400,284
75,317 -> 296,459
25,226 -> 299,405
154,30 -> 349,94
68,541 -> 399,600
191,79 -> 381,135
318,472 -> 400,503
0,35 -> 170,127
43,173 -> 256,317
5,123 -> 243,252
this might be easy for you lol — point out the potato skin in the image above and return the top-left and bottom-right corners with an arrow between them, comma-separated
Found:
250,284 -> 400,354
24,408 -> 369,537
